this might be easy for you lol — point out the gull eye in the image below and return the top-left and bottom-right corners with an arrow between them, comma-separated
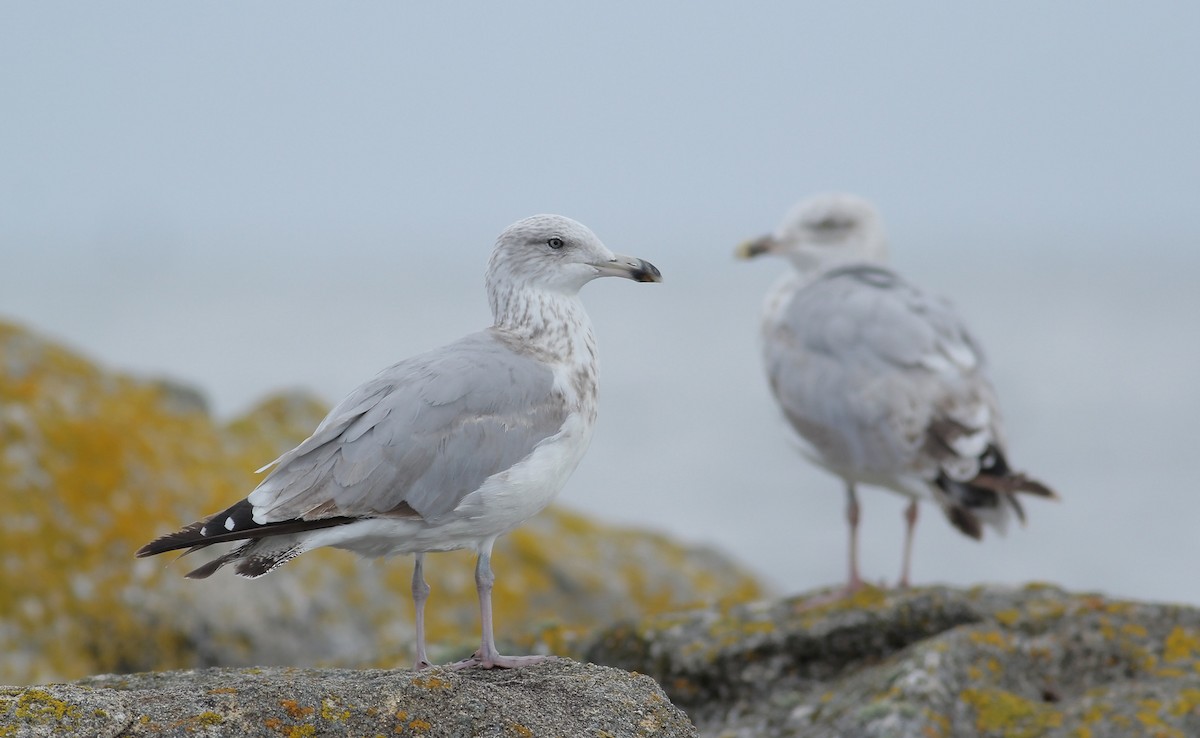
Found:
547,237 -> 565,250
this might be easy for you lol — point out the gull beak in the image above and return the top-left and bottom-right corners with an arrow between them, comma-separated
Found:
591,254 -> 664,283
735,234 -> 775,260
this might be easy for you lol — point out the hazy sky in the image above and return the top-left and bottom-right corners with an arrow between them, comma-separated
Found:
3,2 -> 1198,255
2,2 -> 1198,604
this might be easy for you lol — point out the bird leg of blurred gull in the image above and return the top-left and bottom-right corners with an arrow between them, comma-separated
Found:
844,482 -> 865,593
899,500 -> 919,588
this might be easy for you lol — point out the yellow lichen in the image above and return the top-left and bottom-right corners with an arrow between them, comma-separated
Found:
1120,623 -> 1148,638
960,687 -> 1062,738
320,697 -> 351,721
969,630 -> 1013,651
12,690 -> 79,724
1105,601 -> 1134,615
1164,626 -> 1200,663
994,609 -> 1021,627
1170,688 -> 1200,717
195,711 -> 224,726
262,719 -> 316,738
1081,703 -> 1110,723
925,709 -> 950,736
1133,697 -> 1183,738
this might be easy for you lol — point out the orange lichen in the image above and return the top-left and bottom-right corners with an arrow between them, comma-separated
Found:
280,700 -> 313,719
412,676 -> 452,691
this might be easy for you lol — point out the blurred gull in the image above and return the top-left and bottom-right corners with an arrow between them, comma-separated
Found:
737,193 -> 1056,593
138,214 -> 662,669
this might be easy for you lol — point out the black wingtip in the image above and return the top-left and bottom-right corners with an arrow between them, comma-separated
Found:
136,498 -> 361,564
136,520 -> 212,558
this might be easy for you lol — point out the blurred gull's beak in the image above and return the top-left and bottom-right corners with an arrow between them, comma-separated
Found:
735,234 -> 775,260
591,254 -> 663,283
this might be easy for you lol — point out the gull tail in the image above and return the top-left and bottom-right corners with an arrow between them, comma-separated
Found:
136,498 -> 357,578
935,445 -> 1058,540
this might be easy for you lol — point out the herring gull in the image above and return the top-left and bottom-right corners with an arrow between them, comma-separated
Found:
138,214 -> 663,669
736,193 -> 1055,592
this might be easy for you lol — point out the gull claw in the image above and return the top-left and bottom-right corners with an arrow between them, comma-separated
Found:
449,651 -> 551,670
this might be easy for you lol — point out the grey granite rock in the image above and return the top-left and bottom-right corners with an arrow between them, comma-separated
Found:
586,584 -> 1200,738
0,659 -> 696,738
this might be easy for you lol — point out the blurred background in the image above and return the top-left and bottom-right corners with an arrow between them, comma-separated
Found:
2,1 -> 1197,607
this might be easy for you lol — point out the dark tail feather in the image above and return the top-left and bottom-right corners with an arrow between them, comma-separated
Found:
946,505 -> 984,540
968,471 -> 1058,500
935,445 -> 1057,539
136,498 -> 358,558
184,543 -> 254,579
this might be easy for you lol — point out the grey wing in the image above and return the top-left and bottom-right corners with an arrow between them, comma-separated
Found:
764,265 -> 1001,479
246,329 -> 568,524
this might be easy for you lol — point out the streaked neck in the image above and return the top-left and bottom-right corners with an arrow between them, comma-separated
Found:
490,285 -> 596,362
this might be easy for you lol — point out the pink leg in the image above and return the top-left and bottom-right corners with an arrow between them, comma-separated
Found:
411,553 -> 432,669
898,500 -> 919,588
844,482 -> 865,593
452,541 -> 548,670
794,483 -> 868,610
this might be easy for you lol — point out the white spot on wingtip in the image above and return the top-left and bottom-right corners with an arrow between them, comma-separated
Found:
200,526 -> 207,536
224,516 -> 236,531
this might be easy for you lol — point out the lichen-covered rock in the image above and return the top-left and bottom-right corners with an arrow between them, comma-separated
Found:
586,584 -> 1200,737
0,659 -> 697,737
0,319 -> 764,684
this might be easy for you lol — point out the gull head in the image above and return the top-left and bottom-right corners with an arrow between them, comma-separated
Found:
736,193 -> 887,274
487,215 -> 663,298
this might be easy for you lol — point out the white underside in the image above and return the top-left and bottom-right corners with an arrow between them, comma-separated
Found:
297,412 -> 593,558
783,423 -> 933,501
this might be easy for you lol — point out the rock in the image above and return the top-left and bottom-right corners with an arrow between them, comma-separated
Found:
586,584 -> 1200,737
0,319 -> 764,684
0,659 -> 697,737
